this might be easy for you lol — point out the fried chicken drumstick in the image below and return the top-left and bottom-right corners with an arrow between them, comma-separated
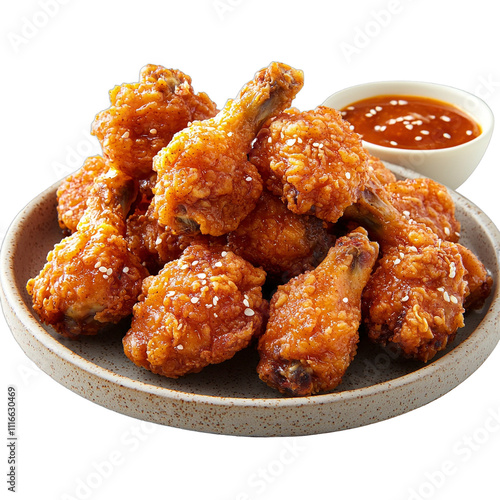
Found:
153,62 -> 304,236
27,169 -> 149,338
123,244 -> 267,378
257,228 -> 379,396
345,181 -> 491,361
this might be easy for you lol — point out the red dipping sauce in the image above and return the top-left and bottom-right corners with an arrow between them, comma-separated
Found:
340,95 -> 481,150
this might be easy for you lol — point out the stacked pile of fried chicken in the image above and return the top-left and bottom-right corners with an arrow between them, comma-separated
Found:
27,63 -> 492,396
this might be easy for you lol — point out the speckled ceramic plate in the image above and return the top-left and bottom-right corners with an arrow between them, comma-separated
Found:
1,164 -> 499,437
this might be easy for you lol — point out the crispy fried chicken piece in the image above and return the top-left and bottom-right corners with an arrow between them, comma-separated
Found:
345,181 -> 476,361
226,189 -> 334,282
362,243 -> 467,362
27,169 -> 148,338
249,106 -> 370,223
92,64 -> 218,179
152,62 -> 304,236
56,156 -> 109,233
257,228 -> 379,396
123,244 -> 268,378
384,177 -> 461,242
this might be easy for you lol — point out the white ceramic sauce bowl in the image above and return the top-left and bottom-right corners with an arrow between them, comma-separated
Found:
322,81 -> 494,189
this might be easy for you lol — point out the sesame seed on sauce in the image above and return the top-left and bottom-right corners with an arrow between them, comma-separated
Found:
228,132 -> 233,137
191,297 -> 200,304
342,297 -> 349,303
103,274 -> 109,279
166,291 -> 175,297
106,268 -> 113,276
99,266 -> 107,273
450,295 -> 459,304
286,138 -> 296,146
243,299 -> 250,307
444,227 -> 451,236
443,291 -> 450,302
192,260 -> 199,266
197,273 -> 207,279
122,131 -> 130,139
394,258 -> 401,265
123,267 -> 129,273
214,262 -> 223,268
180,264 -> 189,270
150,128 -> 157,135
176,344 -> 184,350
268,136 -> 272,143
340,95 -> 481,150
221,251 -> 228,257
245,176 -> 253,181
401,295 -> 409,302
345,172 -> 351,180
213,296 -> 219,305
244,308 -> 255,317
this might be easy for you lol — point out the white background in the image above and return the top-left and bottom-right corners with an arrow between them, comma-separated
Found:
1,1 -> 500,499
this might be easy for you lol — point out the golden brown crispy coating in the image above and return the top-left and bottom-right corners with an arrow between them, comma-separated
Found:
92,64 -> 218,179
257,228 -> 379,396
457,243 -> 493,310
226,189 -> 334,282
367,154 -> 397,185
123,244 -> 268,378
384,177 -> 461,242
56,156 -> 109,233
125,202 -> 225,274
362,242 -> 467,362
27,169 -> 148,338
249,106 -> 370,223
345,181 -> 471,361
153,62 -> 304,236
